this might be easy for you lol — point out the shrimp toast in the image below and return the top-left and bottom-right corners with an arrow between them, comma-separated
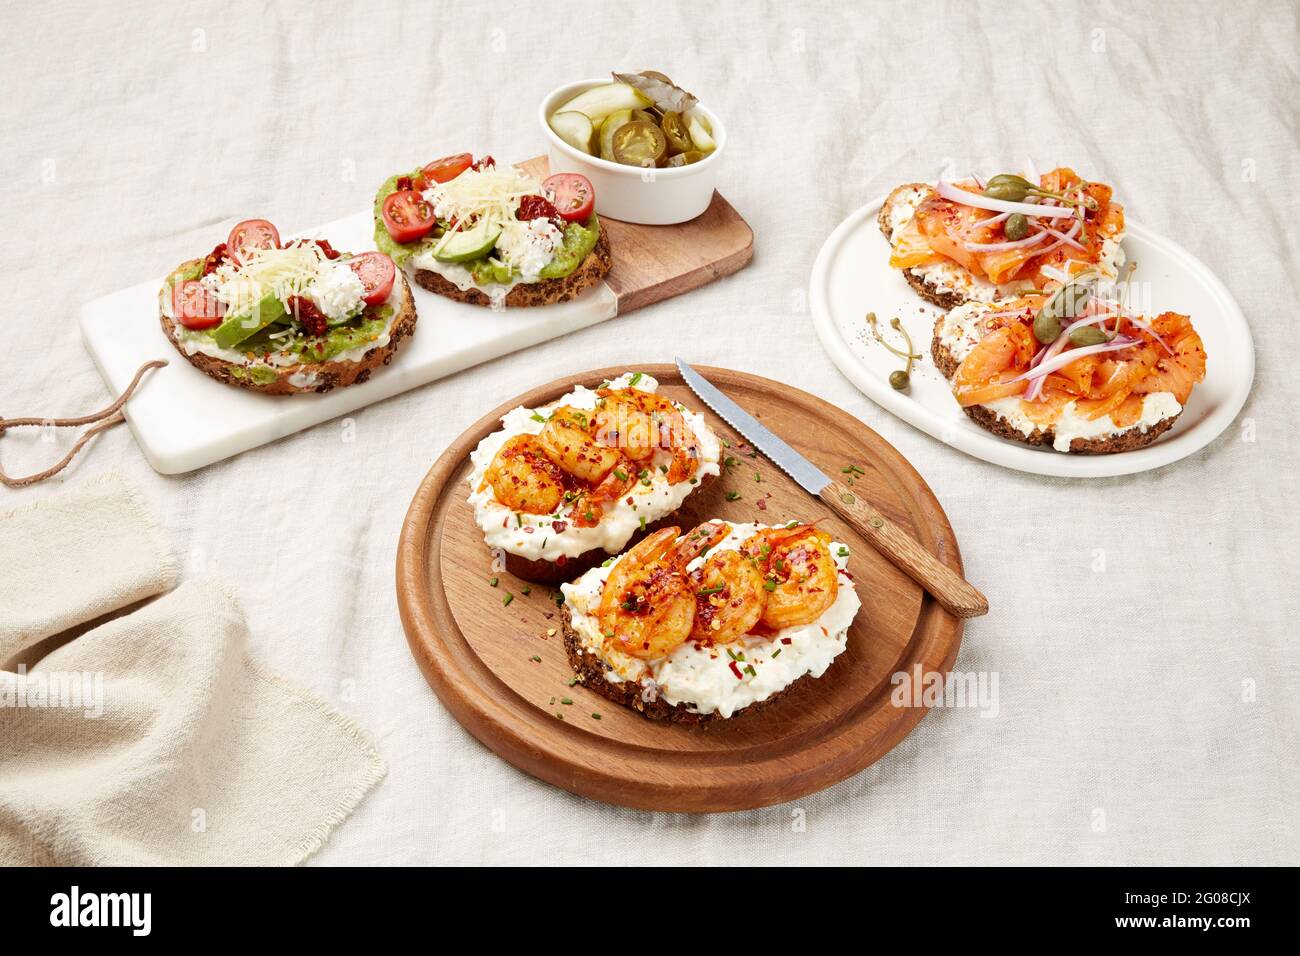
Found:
931,295 -> 1204,454
466,372 -> 722,583
560,521 -> 861,722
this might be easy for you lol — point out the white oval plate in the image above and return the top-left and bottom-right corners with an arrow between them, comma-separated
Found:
809,195 -> 1254,478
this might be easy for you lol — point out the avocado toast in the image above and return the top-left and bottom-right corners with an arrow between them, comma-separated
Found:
160,219 -> 414,395
374,153 -> 610,310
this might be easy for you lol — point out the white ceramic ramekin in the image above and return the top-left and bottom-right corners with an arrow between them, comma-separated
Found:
538,78 -> 727,225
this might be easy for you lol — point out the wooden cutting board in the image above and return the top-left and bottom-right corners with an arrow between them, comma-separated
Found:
396,365 -> 967,812
79,159 -> 752,475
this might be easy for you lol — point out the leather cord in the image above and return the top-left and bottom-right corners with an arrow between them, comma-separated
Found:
0,360 -> 167,488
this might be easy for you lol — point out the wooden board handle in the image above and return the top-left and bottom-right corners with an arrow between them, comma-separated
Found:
818,484 -> 988,619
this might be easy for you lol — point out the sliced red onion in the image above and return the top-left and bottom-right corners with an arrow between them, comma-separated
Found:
1010,336 -> 1139,387
1034,218 -> 1083,255
971,172 -> 987,190
962,230 -> 1049,253
936,180 -> 1076,219
1038,223 -> 1086,252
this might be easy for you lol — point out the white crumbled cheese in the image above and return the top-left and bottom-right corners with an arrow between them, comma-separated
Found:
494,218 -> 563,279
465,373 -> 721,562
561,522 -> 861,719
983,392 -> 1182,452
308,261 -> 365,320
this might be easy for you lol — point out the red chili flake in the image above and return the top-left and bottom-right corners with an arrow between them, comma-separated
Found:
288,296 -> 328,336
396,176 -> 414,191
472,155 -> 496,171
552,521 -> 568,533
728,660 -> 743,680
820,626 -> 828,636
781,637 -> 793,645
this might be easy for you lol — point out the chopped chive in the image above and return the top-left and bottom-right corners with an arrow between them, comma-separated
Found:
726,491 -> 741,501
503,593 -> 514,607
744,665 -> 757,677
698,585 -> 725,596
763,579 -> 777,592
639,516 -> 647,530
753,471 -> 762,483
529,654 -> 541,663
561,697 -> 573,705
488,577 -> 498,587
659,464 -> 668,474
590,712 -> 602,720
613,468 -> 628,482
837,546 -> 849,557
628,371 -> 642,386
568,677 -> 579,687
771,648 -> 782,658
522,585 -> 531,595
530,412 -> 546,423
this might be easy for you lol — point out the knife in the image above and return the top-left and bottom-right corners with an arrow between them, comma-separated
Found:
675,359 -> 988,619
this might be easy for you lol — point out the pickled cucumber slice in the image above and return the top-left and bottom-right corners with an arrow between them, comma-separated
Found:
599,109 -> 634,161
549,111 -> 596,155
554,83 -> 652,125
686,113 -> 716,153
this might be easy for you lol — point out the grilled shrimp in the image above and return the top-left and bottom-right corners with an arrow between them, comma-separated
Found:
483,435 -> 567,514
689,549 -> 767,644
536,405 -> 622,485
594,388 -> 701,483
743,526 -> 839,630
598,522 -> 730,659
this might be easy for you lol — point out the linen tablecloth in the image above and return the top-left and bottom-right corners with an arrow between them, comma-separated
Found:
1,0 -> 1295,865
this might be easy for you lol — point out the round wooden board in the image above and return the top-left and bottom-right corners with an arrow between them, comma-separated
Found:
397,365 -> 966,812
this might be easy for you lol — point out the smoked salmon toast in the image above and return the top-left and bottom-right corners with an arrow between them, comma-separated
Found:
880,167 -> 1126,309
932,280 -> 1206,454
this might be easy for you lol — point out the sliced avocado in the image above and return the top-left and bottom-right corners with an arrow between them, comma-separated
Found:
212,292 -> 286,350
433,221 -> 502,264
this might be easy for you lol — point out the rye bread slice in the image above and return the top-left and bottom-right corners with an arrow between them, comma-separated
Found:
492,472 -> 717,584
413,228 -> 612,309
930,317 -> 1182,454
159,262 -> 418,395
879,183 -> 974,310
560,607 -> 816,724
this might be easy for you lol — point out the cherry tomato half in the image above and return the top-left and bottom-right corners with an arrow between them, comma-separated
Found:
381,190 -> 436,244
541,173 -> 595,222
347,252 -> 396,305
226,219 -> 281,262
172,279 -> 224,330
421,153 -> 473,185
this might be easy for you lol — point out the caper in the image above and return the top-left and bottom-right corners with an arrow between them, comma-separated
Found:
983,173 -> 1034,203
1069,325 -> 1110,346
1034,308 -> 1063,345
889,370 -> 910,391
1004,213 -> 1030,241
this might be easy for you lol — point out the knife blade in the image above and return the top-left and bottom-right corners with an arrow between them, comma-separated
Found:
675,358 -> 988,619
675,358 -> 832,497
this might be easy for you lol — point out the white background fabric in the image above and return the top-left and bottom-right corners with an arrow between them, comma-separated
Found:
1,0 -> 1296,865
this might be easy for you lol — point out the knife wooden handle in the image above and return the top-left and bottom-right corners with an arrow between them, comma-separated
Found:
818,484 -> 988,619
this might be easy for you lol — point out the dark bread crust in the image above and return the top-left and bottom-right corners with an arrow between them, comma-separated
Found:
930,317 -> 1182,454
494,472 -> 716,584
879,183 -> 974,310
560,609 -> 815,724
413,228 -> 611,308
159,262 -> 418,395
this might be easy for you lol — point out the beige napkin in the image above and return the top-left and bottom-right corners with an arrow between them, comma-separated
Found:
0,473 -> 385,865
